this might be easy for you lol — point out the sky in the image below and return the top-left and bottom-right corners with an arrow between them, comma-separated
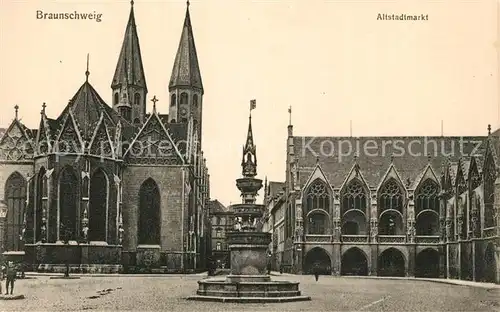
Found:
0,0 -> 498,207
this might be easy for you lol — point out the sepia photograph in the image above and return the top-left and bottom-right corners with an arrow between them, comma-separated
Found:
0,0 -> 499,311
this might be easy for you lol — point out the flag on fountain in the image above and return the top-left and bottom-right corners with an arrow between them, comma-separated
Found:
250,99 -> 256,110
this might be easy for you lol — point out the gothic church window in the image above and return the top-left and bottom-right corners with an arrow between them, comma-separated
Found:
138,178 -> 161,245
180,92 -> 188,105
4,172 -> 26,251
114,93 -> 119,105
89,169 -> 108,242
307,212 -> 327,234
58,167 -> 78,241
134,93 -> 141,106
35,167 -> 46,242
484,153 -> 496,229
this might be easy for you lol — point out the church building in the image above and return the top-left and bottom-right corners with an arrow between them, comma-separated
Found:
264,118 -> 500,283
0,1 -> 210,273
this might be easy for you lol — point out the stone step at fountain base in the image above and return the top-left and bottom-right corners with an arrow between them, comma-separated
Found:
186,277 -> 311,303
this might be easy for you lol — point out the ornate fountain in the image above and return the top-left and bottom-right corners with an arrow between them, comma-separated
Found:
187,112 -> 310,303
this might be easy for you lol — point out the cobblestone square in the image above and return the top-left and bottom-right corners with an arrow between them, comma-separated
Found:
1,274 -> 499,311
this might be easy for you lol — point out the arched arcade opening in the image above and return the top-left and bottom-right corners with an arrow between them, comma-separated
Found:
341,247 -> 368,276
415,248 -> 440,278
378,248 -> 406,277
304,247 -> 331,275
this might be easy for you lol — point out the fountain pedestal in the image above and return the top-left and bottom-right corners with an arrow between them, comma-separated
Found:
187,113 -> 310,303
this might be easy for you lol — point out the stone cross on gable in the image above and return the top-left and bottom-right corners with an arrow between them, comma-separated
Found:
151,96 -> 159,111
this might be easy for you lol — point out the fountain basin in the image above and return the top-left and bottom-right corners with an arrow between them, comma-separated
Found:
187,277 -> 311,303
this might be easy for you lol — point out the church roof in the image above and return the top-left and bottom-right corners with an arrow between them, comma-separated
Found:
57,80 -> 133,141
111,2 -> 147,90
294,136 -> 488,189
0,128 -> 6,138
169,3 -> 203,92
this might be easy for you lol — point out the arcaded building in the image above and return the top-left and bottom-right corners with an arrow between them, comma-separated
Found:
264,121 -> 499,283
0,2 -> 210,273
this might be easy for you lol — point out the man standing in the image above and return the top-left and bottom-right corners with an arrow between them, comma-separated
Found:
5,261 -> 17,295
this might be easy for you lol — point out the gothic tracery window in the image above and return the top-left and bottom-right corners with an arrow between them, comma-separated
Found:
484,154 -> 496,228
378,179 -> 404,213
138,178 -> 161,245
134,93 -> 141,106
171,94 -> 177,107
305,179 -> 330,213
89,169 -> 108,242
415,179 -> 439,214
4,172 -> 26,251
58,167 -> 78,241
341,179 -> 367,214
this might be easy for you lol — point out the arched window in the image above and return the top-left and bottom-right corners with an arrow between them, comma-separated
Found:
484,154 -> 496,228
134,93 -> 141,105
415,179 -> 439,215
4,172 -> 26,251
89,169 -> 108,242
378,179 -> 404,213
119,107 -> 131,121
305,179 -> 330,213
114,93 -> 119,105
180,92 -> 188,105
171,94 -> 177,107
35,167 -> 46,242
193,94 -> 198,108
58,167 -> 78,241
341,179 -> 367,215
138,178 -> 161,245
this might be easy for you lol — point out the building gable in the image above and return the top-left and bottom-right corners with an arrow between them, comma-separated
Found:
89,115 -> 115,159
55,110 -> 84,154
0,119 -> 34,161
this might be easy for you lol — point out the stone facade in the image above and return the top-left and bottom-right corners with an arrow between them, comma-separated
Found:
262,123 -> 500,283
208,200 -> 234,268
0,2 -> 210,273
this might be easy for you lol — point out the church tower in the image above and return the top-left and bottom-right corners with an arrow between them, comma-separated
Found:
111,0 -> 148,124
168,1 -> 204,142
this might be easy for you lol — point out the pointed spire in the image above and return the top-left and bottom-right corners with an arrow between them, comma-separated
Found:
85,53 -> 90,82
111,0 -> 147,90
14,105 -> 19,120
242,113 -> 257,177
169,1 -> 203,93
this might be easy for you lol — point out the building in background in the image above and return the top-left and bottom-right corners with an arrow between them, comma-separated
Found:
0,1 -> 210,273
208,200 -> 233,269
261,116 -> 499,283
262,181 -> 286,271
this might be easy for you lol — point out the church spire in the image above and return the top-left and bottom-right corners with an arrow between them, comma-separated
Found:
169,1 -> 203,93
111,1 -> 147,124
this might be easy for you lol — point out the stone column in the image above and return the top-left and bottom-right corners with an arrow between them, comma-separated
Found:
114,174 -> 123,245
81,163 -> 90,242
370,192 -> 378,276
0,201 -> 7,255
332,191 -> 340,242
43,169 -> 53,243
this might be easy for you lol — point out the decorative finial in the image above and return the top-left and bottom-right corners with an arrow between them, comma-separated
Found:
85,53 -> 90,82
41,102 -> 46,115
187,0 -> 190,7
151,96 -> 158,111
131,0 -> 134,6
14,105 -> 19,119
288,106 -> 292,125
427,153 -> 432,163
316,156 -> 320,164
488,124 -> 491,135
390,153 -> 395,162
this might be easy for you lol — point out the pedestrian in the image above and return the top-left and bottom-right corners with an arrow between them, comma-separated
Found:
5,261 -> 17,295
313,264 -> 320,282
279,264 -> 283,274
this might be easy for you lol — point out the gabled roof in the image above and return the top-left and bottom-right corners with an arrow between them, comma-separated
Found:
169,3 -> 203,92
294,136 -> 488,189
0,117 -> 35,161
57,80 -> 133,142
111,2 -> 147,91
209,199 -> 229,214
267,181 -> 285,198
